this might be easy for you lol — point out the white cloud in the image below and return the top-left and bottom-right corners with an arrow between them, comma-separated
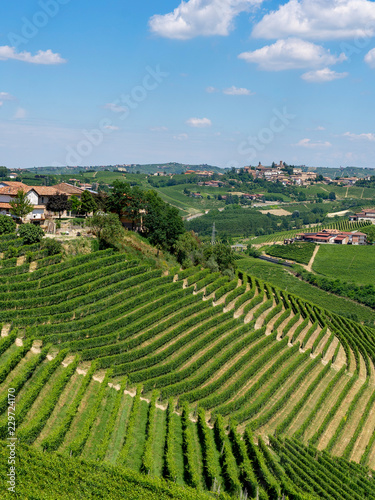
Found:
13,107 -> 26,120
174,133 -> 189,140
252,0 -> 375,40
295,138 -> 332,148
0,46 -> 66,64
150,126 -> 168,132
301,68 -> 348,82
206,86 -> 218,93
315,126 -> 325,130
149,0 -> 262,40
239,38 -> 346,71
103,103 -> 128,113
223,86 -> 254,95
103,125 -> 119,131
186,117 -> 212,127
364,48 -> 375,68
0,92 -> 15,101
343,131 -> 375,141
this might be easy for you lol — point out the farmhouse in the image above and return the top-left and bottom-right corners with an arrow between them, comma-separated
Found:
350,209 -> 375,224
296,229 -> 367,245
0,181 -> 88,222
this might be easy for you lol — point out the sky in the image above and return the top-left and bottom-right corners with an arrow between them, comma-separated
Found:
1,0 -> 375,170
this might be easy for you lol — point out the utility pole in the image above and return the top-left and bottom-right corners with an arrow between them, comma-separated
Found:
211,222 -> 217,245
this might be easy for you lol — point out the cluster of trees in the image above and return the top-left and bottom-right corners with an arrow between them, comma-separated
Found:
46,191 -> 98,218
104,181 -> 185,254
0,166 -> 9,178
298,268 -> 375,309
90,181 -> 235,275
356,175 -> 375,188
186,205 -> 291,238
316,191 -> 336,201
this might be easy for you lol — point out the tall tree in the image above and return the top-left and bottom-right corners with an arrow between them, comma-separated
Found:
87,212 -> 123,248
106,181 -> 144,229
69,195 -> 81,214
142,190 -> 184,253
9,190 -> 33,219
0,166 -> 8,178
46,194 -> 69,218
80,190 -> 97,216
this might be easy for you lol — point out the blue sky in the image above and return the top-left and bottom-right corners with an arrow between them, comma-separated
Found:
1,0 -> 375,169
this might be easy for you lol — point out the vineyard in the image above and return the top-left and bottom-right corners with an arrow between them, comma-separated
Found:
2,236 -> 375,498
264,243 -> 316,265
251,220 -> 371,245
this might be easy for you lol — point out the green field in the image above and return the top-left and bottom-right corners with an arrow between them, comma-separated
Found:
312,245 -> 375,286
2,235 -> 375,498
305,183 -> 375,200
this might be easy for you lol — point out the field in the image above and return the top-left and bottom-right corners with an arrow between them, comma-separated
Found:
2,235 -> 375,498
312,245 -> 375,286
304,183 -> 375,200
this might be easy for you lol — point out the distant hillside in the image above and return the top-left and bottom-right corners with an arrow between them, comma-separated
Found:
304,166 -> 375,179
20,162 -> 224,176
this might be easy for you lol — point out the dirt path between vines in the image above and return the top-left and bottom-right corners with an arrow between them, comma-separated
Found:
306,245 -> 320,272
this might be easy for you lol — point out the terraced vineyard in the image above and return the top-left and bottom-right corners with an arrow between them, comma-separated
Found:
2,240 -> 375,498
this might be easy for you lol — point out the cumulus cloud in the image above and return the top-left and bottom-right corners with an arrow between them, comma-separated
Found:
223,86 -> 254,95
301,68 -> 348,82
0,46 -> 66,64
343,131 -> 375,141
295,138 -> 332,148
149,0 -> 262,40
238,38 -> 346,71
186,117 -> 212,127
364,48 -> 375,68
206,86 -> 218,93
252,0 -> 375,40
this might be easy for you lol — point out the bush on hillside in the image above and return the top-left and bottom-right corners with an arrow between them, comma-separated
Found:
18,224 -> 44,244
0,214 -> 16,235
42,238 -> 63,256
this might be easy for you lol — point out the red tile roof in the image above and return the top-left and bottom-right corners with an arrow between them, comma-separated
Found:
52,183 -> 83,195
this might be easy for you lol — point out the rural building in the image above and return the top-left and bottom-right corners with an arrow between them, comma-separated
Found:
231,243 -> 247,252
0,181 -> 89,222
350,209 -> 375,224
296,229 -> 367,245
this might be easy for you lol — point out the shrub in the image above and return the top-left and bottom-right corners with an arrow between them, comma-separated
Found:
18,224 -> 44,244
42,238 -> 62,256
0,214 -> 16,235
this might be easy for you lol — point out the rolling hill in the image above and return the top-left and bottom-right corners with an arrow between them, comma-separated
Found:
1,235 -> 375,498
